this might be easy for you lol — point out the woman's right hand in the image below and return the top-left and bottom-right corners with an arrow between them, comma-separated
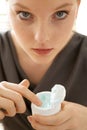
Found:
0,79 -> 41,120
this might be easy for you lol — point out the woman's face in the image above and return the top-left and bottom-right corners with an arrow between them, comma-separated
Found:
8,0 -> 80,64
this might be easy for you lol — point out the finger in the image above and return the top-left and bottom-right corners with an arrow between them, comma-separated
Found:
0,86 -> 26,113
1,80 -> 42,106
28,116 -> 73,130
19,79 -> 41,106
0,96 -> 16,117
54,118 -> 75,130
18,85 -> 42,106
32,102 -> 71,126
28,116 -> 59,130
19,79 -> 30,88
0,110 -> 5,120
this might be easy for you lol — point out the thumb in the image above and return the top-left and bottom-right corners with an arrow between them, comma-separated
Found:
19,79 -> 30,88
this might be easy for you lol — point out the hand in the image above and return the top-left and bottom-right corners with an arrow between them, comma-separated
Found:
28,101 -> 87,130
0,79 -> 41,120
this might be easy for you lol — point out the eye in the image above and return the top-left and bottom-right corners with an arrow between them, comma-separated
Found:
18,11 -> 32,20
55,11 -> 69,20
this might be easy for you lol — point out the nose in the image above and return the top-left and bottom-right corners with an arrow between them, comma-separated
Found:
34,23 -> 50,44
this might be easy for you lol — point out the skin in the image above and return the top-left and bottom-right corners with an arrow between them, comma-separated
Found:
0,79 -> 42,119
0,0 -> 87,130
8,0 -> 80,84
28,102 -> 87,130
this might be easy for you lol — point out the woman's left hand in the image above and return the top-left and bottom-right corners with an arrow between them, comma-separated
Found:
27,101 -> 87,130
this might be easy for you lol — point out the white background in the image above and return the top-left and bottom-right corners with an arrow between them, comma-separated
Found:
0,0 -> 87,130
76,0 -> 87,35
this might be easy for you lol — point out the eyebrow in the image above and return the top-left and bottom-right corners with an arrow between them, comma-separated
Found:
13,3 -> 73,10
55,3 -> 73,10
12,3 -> 31,10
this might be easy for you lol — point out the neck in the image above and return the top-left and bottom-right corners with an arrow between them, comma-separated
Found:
11,32 -> 51,84
18,53 -> 51,84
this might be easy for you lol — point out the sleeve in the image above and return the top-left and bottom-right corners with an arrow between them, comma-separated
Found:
0,33 -> 2,55
0,32 -> 6,81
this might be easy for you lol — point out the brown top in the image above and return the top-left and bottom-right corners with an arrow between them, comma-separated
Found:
0,31 -> 87,130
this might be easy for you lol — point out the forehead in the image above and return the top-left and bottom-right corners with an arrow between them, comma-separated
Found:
8,0 -> 77,14
9,0 -> 76,6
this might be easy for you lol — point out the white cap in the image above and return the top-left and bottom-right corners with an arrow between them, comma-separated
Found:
51,84 -> 66,107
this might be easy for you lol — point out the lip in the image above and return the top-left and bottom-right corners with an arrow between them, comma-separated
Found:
32,48 -> 53,55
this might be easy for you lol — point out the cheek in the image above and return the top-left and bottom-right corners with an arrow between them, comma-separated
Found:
9,11 -> 29,34
51,25 -> 72,44
56,17 -> 75,39
51,20 -> 74,50
15,30 -> 33,49
9,15 -> 33,44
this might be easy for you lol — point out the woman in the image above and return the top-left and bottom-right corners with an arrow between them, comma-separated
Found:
0,0 -> 87,129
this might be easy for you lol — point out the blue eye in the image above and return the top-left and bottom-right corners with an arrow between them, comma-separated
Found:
18,11 -> 31,20
55,11 -> 68,19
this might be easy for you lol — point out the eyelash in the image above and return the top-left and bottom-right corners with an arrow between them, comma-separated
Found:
16,11 -> 33,20
54,10 -> 69,20
16,10 -> 69,21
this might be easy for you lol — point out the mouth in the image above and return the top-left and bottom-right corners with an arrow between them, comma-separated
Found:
32,48 -> 53,55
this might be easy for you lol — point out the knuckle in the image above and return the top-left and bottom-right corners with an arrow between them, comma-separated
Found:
32,123 -> 37,130
9,111 -> 16,117
1,81 -> 7,85
19,85 -> 26,92
55,118 -> 62,125
14,93 -> 23,102
18,105 -> 26,113
0,112 -> 5,120
70,124 -> 76,129
8,100 -> 14,107
6,101 -> 16,117
0,115 -> 5,120
6,100 -> 15,111
13,93 -> 26,114
14,95 -> 26,113
69,119 -> 78,129
0,82 -> 5,90
73,119 -> 79,129
19,108 -> 26,113
19,84 -> 28,94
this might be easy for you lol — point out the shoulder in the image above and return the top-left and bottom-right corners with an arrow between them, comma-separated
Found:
71,32 -> 87,52
73,32 -> 87,63
77,32 -> 87,52
72,31 -> 87,44
0,31 -> 10,44
0,31 -> 11,53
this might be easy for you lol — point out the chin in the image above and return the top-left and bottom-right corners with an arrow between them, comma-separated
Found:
32,56 -> 54,65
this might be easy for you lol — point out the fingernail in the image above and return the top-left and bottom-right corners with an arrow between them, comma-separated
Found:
37,100 -> 42,106
27,116 -> 32,123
